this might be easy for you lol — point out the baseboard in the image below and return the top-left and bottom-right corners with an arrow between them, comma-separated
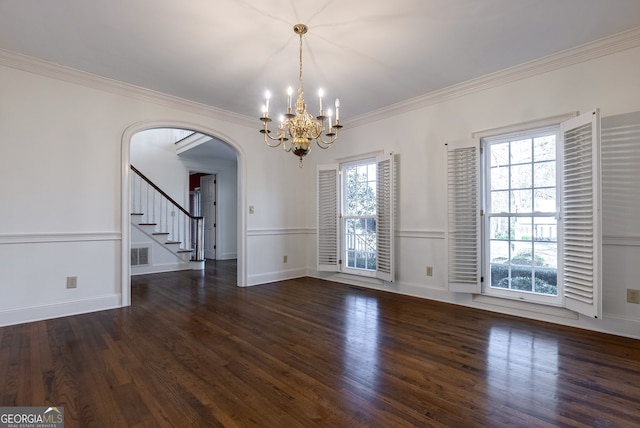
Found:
131,262 -> 191,275
218,252 -> 238,260
247,268 -> 308,286
0,294 -> 121,327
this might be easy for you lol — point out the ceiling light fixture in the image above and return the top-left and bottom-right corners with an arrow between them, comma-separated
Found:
260,24 -> 342,167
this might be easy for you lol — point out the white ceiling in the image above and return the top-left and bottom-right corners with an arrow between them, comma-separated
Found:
1,1 -> 640,121
177,133 -> 238,163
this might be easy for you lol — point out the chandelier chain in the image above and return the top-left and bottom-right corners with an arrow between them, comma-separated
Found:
298,31 -> 304,98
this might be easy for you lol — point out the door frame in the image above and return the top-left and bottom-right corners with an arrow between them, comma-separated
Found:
121,120 -> 247,307
194,172 -> 217,260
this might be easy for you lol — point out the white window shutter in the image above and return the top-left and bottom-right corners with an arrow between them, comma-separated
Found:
376,154 -> 395,282
317,164 -> 340,272
561,109 -> 602,319
446,140 -> 481,293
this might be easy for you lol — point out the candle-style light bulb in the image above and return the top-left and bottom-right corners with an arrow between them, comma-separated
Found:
287,86 -> 293,110
327,108 -> 333,129
265,90 -> 271,115
318,88 -> 324,113
335,98 -> 340,121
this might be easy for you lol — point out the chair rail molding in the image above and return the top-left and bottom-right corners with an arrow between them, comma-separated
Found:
0,232 -> 120,244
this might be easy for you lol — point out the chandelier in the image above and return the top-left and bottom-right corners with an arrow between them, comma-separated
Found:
260,24 -> 342,167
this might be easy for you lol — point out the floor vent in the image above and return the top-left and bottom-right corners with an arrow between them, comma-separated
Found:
131,247 -> 150,266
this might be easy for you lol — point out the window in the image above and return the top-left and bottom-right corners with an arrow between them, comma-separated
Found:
343,160 -> 378,273
317,154 -> 395,282
483,126 -> 560,305
447,110 -> 602,318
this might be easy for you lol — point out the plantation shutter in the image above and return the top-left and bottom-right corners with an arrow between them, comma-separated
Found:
376,154 -> 395,282
561,109 -> 602,319
317,164 -> 340,272
446,140 -> 481,293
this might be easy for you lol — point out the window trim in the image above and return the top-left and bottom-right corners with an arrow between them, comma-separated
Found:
341,157 -> 378,277
481,125 -> 563,306
447,110 -> 602,319
317,153 -> 395,282
473,112 -> 578,139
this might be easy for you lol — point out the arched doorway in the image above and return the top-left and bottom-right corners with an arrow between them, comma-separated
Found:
121,121 -> 247,306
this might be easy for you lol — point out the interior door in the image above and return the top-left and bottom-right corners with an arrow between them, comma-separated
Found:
200,175 -> 217,259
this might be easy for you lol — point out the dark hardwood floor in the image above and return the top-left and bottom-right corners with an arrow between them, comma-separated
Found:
1,260 -> 640,427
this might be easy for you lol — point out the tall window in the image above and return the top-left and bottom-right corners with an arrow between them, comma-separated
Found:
343,160 -> 378,273
447,110 -> 602,318
483,126 -> 560,304
317,154 -> 395,282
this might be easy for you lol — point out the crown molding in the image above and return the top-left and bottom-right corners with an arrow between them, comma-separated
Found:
0,48 -> 255,128
2,25 -> 639,131
347,26 -> 640,128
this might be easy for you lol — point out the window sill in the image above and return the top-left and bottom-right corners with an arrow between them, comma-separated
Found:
472,294 -> 578,320
335,272 -> 384,287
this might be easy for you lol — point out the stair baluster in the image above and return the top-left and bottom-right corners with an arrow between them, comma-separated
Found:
130,165 -> 204,261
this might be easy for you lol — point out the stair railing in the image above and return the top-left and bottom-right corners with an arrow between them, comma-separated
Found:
130,165 -> 204,261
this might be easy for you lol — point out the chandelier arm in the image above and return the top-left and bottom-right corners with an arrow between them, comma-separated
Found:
262,123 -> 288,147
282,137 -> 292,152
315,119 -> 340,147
264,132 -> 292,152
310,127 -> 323,140
263,132 -> 283,148
264,131 -> 286,142
316,134 -> 337,149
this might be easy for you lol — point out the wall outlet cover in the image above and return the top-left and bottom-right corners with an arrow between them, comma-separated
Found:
627,289 -> 640,304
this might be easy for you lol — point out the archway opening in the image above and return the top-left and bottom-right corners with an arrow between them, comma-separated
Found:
121,122 -> 247,306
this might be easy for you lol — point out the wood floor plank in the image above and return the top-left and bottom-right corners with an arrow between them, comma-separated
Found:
2,259 -> 640,427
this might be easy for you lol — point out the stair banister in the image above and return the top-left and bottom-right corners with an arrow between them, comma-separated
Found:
131,165 -> 204,261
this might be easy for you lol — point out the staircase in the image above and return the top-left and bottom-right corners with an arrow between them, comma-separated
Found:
130,165 -> 204,270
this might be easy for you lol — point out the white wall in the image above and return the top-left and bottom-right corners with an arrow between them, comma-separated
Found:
2,40 -> 639,339
131,129 -> 190,206
308,45 -> 640,339
0,52 -> 310,326
245,144 -> 316,285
